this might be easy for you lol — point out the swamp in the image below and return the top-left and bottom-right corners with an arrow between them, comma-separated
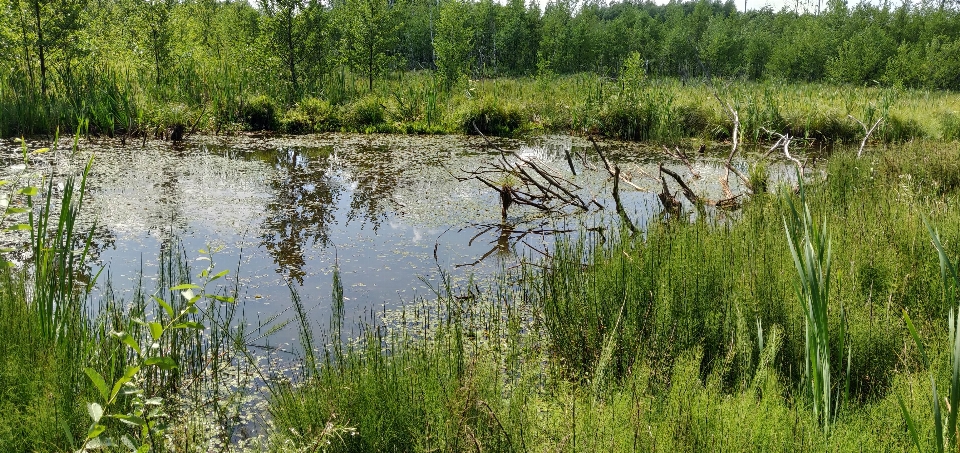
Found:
4,0 -> 960,451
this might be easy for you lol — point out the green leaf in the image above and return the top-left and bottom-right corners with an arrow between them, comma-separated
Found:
153,296 -> 174,319
116,332 -> 142,356
144,356 -> 178,370
111,414 -> 147,427
85,436 -> 115,449
170,321 -> 204,330
84,424 -> 106,441
87,402 -> 104,423
144,397 -> 163,406
904,310 -> 929,367
16,187 -> 38,196
148,322 -> 163,341
169,283 -> 201,291
209,268 -> 229,282
109,366 -> 140,402
6,223 -> 31,231
209,294 -> 236,303
4,207 -> 29,215
181,288 -> 196,302
33,147 -> 49,154
84,368 -> 109,401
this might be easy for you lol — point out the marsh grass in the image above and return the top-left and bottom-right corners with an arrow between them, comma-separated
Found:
265,143 -> 960,451
8,68 -> 960,144
4,118 -> 960,451
0,141 -> 263,451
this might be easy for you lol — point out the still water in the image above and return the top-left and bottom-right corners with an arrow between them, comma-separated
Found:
4,133 -> 760,345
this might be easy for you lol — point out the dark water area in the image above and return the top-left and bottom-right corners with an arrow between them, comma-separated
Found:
2,133 -> 780,347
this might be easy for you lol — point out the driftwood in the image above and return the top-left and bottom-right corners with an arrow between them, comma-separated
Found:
659,164 -> 700,205
462,124 -> 593,222
590,137 -> 641,232
761,128 -> 804,171
714,93 -> 753,195
663,145 -> 701,179
613,166 -> 638,234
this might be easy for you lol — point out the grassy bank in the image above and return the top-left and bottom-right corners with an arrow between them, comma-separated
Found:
7,72 -> 960,145
268,141 -> 960,451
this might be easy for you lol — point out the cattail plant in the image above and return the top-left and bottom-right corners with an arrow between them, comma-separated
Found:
783,174 -> 835,434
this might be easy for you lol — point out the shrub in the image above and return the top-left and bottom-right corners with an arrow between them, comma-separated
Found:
940,111 -> 960,142
460,97 -> 524,136
300,97 -> 339,131
343,95 -> 386,131
280,108 -> 312,134
240,95 -> 278,131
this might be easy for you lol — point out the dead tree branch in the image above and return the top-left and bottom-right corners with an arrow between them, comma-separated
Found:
663,145 -> 701,179
659,164 -> 701,205
589,137 -> 644,191
761,128 -> 803,171
713,93 -> 753,194
462,123 -> 593,220
848,114 -> 883,158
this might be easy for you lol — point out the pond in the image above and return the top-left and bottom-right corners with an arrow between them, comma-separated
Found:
3,133 -> 765,347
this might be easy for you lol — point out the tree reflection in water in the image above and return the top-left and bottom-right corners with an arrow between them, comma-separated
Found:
258,144 -> 408,284
259,146 -> 342,284
341,144 -> 407,232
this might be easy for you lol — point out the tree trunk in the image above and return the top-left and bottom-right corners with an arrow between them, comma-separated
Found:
286,9 -> 298,97
368,43 -> 374,92
32,0 -> 46,97
18,2 -> 35,89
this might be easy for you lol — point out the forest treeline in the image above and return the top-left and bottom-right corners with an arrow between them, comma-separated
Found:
4,0 -> 960,136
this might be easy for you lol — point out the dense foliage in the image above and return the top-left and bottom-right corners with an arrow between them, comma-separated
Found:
5,0 -> 960,136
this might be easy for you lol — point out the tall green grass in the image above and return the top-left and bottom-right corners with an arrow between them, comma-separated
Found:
0,141 -> 260,450
267,142 -> 960,451
9,67 -> 960,143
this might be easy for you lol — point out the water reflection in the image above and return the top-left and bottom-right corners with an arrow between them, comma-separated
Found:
259,146 -> 342,284
341,145 -> 406,231
0,133 -> 785,345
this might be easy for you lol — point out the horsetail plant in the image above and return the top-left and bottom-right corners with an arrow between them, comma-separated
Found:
783,174 -> 835,434
899,219 -> 960,453
80,247 -> 236,452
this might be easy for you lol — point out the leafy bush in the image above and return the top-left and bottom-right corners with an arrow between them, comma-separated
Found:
343,95 -> 386,131
240,95 -> 278,131
300,97 -> 339,131
940,112 -> 960,142
460,97 -> 524,136
279,109 -> 310,133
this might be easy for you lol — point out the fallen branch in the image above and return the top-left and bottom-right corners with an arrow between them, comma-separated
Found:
463,123 -> 593,219
659,164 -> 700,205
589,136 -> 645,191
613,166 -> 638,234
663,145 -> 701,179
713,93 -> 753,194
761,128 -> 803,171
